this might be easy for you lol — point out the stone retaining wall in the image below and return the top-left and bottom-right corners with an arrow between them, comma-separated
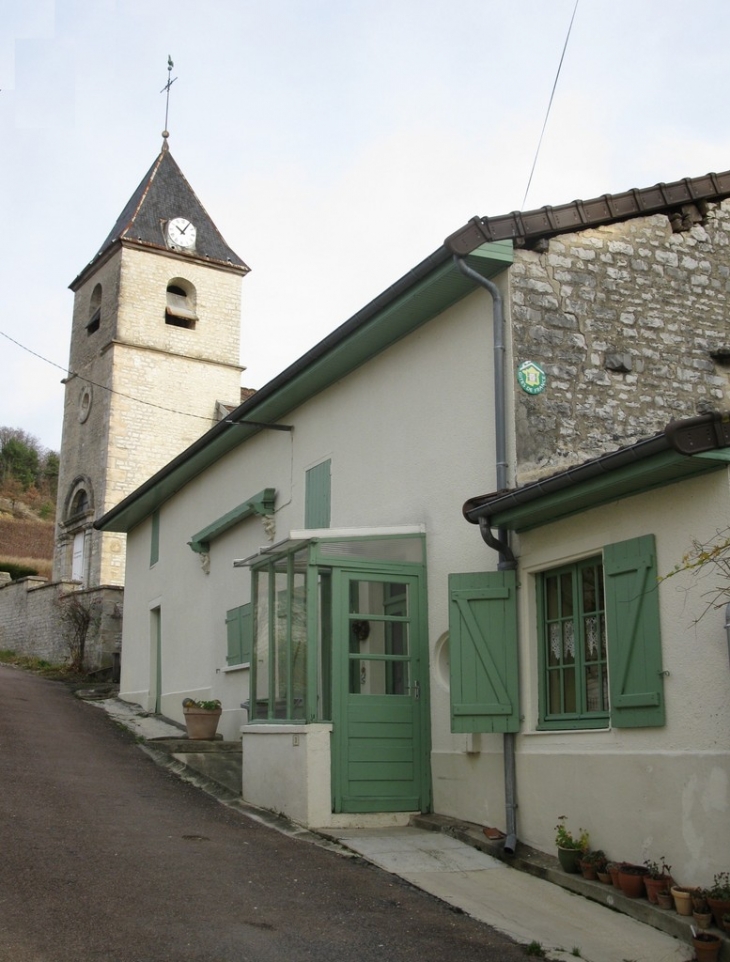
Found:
0,576 -> 123,670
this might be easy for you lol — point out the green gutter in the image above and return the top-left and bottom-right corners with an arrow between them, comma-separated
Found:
464,413 -> 730,534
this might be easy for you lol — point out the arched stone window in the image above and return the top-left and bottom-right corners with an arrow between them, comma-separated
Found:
70,489 -> 89,516
165,277 -> 197,329
60,478 -> 95,585
87,284 -> 102,334
63,477 -> 95,525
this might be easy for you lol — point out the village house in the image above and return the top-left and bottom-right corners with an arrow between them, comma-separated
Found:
97,163 -> 730,886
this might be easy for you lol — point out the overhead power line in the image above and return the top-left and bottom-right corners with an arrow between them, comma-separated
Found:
522,0 -> 580,210
0,327 -> 219,424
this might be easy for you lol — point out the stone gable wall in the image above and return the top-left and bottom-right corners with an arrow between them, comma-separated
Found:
510,200 -> 730,483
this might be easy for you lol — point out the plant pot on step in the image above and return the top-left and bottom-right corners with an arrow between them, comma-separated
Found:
597,870 -> 612,884
656,889 -> 674,909
580,858 -> 598,880
670,885 -> 695,916
692,933 -> 722,962
557,847 -> 583,874
693,910 -> 713,929
644,875 -> 673,904
607,862 -> 622,889
182,698 -> 222,740
707,896 -> 730,929
618,863 -> 649,898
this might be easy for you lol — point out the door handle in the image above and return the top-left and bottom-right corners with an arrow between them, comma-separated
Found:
410,680 -> 421,700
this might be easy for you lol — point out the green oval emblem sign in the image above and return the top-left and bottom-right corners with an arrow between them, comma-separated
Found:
517,360 -> 546,395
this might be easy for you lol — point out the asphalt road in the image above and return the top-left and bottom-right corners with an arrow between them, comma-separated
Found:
0,667 -> 528,962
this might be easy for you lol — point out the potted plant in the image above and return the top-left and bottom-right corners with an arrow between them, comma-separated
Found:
182,697 -> 222,740
706,871 -> 730,928
670,884 -> 697,916
643,857 -> 673,904
606,861 -> 622,889
692,892 -> 713,929
579,850 -> 606,881
692,932 -> 722,962
656,889 -> 674,910
554,817 -> 589,874
618,862 -> 649,898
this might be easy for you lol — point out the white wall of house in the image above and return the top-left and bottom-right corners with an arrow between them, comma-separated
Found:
119,284 -> 508,749
431,470 -> 730,886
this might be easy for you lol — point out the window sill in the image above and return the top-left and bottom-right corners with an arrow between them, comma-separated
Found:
530,723 -> 611,735
221,662 -> 250,673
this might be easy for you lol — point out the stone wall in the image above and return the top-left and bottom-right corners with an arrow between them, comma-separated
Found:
0,576 -> 123,671
510,199 -> 730,483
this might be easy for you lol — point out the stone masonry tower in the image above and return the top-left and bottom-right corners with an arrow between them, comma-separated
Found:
53,142 -> 249,587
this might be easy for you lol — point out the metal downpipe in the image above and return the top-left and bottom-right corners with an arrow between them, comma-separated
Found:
454,255 -> 518,854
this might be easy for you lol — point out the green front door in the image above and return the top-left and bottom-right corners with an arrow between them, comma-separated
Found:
332,570 -> 427,813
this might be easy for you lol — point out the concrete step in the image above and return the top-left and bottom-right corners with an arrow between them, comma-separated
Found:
146,737 -> 242,796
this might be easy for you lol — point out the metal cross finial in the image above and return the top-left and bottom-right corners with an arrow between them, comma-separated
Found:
161,55 -> 177,146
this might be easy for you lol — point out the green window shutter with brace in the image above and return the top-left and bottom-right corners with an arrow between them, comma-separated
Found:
305,460 -> 331,529
226,603 -> 252,667
604,534 -> 665,728
448,570 -> 519,733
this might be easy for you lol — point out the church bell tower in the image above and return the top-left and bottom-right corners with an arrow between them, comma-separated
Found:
53,141 -> 249,587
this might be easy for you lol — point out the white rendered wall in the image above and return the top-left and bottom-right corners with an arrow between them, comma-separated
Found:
431,470 -> 730,886
119,285 -> 503,740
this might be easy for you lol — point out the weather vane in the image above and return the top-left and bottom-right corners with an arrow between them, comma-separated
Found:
161,55 -> 177,145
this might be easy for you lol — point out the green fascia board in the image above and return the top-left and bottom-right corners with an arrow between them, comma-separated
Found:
97,242 -> 512,534
489,451 -> 727,533
189,488 -> 276,553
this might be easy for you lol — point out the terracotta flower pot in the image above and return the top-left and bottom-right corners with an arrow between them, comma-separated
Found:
692,933 -> 722,962
693,911 -> 713,929
580,859 -> 598,880
644,875 -> 672,904
656,890 -> 674,909
618,864 -> 648,898
597,870 -> 612,884
607,862 -> 622,889
707,896 -> 730,929
183,705 -> 222,740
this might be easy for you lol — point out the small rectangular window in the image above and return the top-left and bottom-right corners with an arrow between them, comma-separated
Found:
539,557 -> 608,729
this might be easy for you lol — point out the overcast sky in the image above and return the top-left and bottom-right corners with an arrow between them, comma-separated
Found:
2,0 -> 730,452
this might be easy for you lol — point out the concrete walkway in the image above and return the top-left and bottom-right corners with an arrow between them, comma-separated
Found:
90,696 -> 693,962
324,826 -> 690,962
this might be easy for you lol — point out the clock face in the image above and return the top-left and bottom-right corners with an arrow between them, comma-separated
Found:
167,217 -> 197,250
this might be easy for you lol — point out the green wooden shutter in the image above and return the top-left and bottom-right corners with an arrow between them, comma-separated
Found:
150,510 -> 160,566
305,460 -> 331,528
226,603 -> 252,666
604,534 -> 665,728
448,571 -> 519,733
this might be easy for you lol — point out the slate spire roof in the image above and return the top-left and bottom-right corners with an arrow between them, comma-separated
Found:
70,145 -> 249,289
